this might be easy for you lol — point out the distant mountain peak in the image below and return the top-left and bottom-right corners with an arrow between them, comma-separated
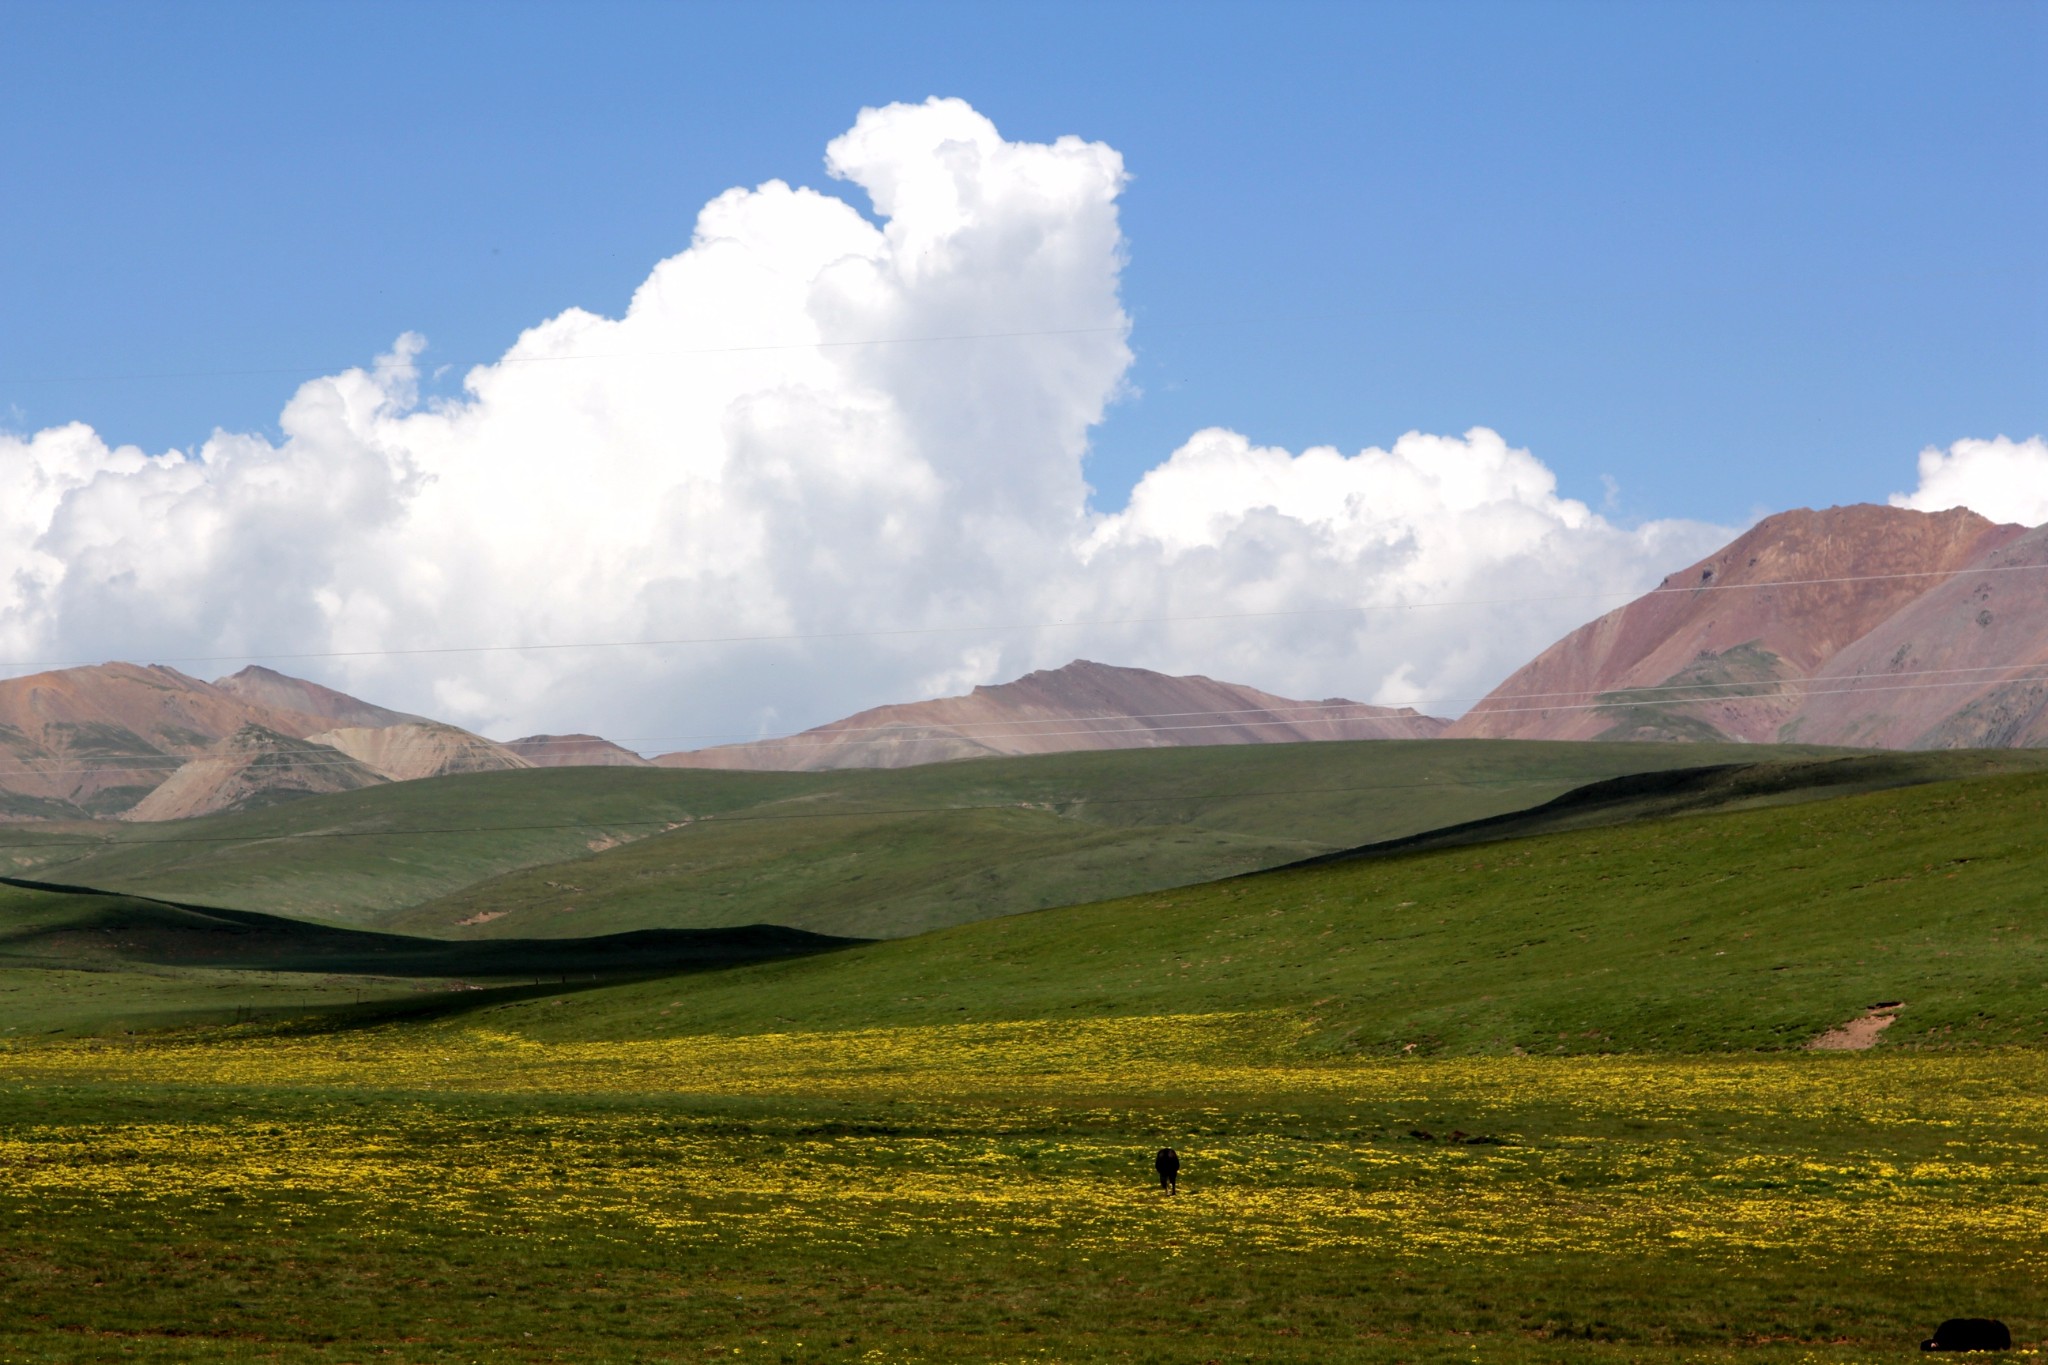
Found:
659,659 -> 1449,773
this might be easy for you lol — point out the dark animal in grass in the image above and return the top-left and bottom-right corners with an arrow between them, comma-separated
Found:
1922,1318 -> 2011,1352
1154,1147 -> 1179,1194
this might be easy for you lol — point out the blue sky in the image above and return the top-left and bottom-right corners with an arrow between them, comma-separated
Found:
5,0 -> 2040,529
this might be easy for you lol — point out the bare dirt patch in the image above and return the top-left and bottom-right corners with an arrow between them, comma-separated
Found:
1808,1004 -> 1901,1051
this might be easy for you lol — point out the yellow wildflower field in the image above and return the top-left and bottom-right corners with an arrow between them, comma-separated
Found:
1,1012 -> 2041,1362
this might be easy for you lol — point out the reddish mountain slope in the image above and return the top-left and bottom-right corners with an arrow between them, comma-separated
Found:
0,663 -> 483,819
1447,505 -> 2048,747
657,660 -> 1450,772
1792,521 -> 2048,748
212,665 -> 422,729
0,663 -> 342,817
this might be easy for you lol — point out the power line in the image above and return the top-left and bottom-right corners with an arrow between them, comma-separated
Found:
0,677 -> 2023,780
0,661 -> 2042,780
10,741 -> 2036,855
0,698 -> 1446,776
0,323 -> 1137,387
636,660 -> 2048,749
0,560 -> 2043,674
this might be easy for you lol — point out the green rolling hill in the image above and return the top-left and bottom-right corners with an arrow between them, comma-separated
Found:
0,766 -> 810,924
481,765 -> 2048,1055
397,746 -> 2048,940
4,756 -> 2042,1052
1290,748 -> 2048,865
0,738 -> 1860,935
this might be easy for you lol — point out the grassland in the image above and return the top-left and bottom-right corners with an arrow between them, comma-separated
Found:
1,760 -> 2044,1360
1,1017 -> 2041,1362
1,739 -> 1875,938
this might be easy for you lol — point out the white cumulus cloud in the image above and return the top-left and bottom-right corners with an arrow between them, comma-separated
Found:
0,97 -> 1736,744
1072,426 -> 1727,710
1890,435 -> 2048,528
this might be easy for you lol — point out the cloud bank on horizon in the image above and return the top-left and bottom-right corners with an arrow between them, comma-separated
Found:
0,99 -> 2035,745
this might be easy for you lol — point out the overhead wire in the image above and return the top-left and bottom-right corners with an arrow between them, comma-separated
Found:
0,322 -> 1142,387
0,559 -> 2043,674
0,548 -> 2033,817
0,660 -> 2043,781
11,329 -> 2040,853
0,771 -> 1781,852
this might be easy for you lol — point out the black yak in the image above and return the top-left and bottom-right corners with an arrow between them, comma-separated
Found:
1922,1318 -> 2010,1352
1154,1147 -> 1179,1194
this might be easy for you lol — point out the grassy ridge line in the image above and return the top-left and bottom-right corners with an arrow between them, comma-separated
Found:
1286,749 -> 2048,867
482,767 -> 2048,1054
4,740 -> 1849,930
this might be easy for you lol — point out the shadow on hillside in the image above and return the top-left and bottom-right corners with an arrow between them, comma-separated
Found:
0,874 -> 864,1036
1275,751 -> 2048,871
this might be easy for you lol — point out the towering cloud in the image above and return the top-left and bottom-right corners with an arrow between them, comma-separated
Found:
10,97 -> 1947,744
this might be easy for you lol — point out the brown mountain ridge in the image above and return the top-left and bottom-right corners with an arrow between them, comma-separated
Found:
0,663 -> 356,819
0,664 -> 526,822
1447,504 -> 2048,747
654,660 -> 1451,772
0,657 -> 1456,820
647,663 -> 1449,773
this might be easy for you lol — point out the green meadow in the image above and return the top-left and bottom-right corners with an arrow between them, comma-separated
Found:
1,744 -> 2045,1361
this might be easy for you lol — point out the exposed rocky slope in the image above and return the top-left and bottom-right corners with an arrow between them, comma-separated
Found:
0,663 -> 351,818
657,659 -> 1450,772
122,725 -> 389,821
212,665 -> 422,729
309,723 -> 534,783
1447,505 -> 2048,747
505,734 -> 652,768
